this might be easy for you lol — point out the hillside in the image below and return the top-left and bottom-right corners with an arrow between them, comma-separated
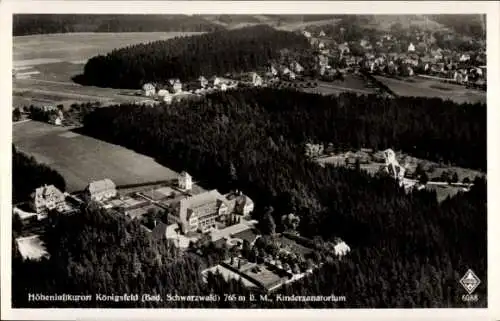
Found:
78,25 -> 310,88
13,14 -> 225,36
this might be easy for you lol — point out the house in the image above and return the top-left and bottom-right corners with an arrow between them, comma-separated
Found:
142,83 -> 155,97
49,114 -> 63,126
161,92 -> 173,104
302,30 -> 312,38
288,71 -> 296,80
178,171 -> 193,191
174,190 -> 230,234
333,238 -> 351,258
360,39 -> 372,50
252,72 -> 263,87
270,65 -> 278,77
84,179 -> 117,202
291,61 -> 304,74
30,184 -> 66,214
173,79 -> 183,93
338,43 -> 350,56
199,76 -> 208,88
318,42 -> 325,49
319,30 -> 326,37
407,42 -> 415,52
459,53 -> 471,62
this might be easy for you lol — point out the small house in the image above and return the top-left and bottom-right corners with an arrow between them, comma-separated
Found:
199,76 -> 208,89
178,171 -> 193,191
142,83 -> 156,97
407,42 -> 416,52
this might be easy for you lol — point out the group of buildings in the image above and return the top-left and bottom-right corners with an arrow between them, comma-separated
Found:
140,72 -> 265,104
19,171 -> 255,242
301,28 -> 487,88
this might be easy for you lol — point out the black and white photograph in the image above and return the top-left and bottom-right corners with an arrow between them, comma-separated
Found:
1,1 -> 498,320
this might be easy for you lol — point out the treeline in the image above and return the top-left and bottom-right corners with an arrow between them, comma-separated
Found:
12,145 -> 66,204
79,25 -> 310,88
13,14 -> 224,36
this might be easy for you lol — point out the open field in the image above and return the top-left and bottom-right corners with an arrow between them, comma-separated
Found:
373,75 -> 486,104
13,120 -> 180,192
16,235 -> 49,261
14,32 -> 202,63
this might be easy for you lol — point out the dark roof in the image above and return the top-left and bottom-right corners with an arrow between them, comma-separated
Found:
231,228 -> 261,244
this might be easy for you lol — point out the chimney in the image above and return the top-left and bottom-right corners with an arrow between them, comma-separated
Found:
154,219 -> 157,227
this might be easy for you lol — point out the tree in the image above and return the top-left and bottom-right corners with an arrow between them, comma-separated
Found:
259,207 -> 276,235
451,172 -> 459,184
13,108 -> 21,122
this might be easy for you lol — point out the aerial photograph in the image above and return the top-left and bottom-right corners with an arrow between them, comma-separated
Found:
10,13 -> 486,309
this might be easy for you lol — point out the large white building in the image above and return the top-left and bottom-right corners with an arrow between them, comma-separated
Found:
30,184 -> 66,215
84,179 -> 117,202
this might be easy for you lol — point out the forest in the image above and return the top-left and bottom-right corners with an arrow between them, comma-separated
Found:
12,88 -> 486,307
78,25 -> 310,88
12,145 -> 66,204
13,14 -> 224,36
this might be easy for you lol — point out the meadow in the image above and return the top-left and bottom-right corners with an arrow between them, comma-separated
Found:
13,120 -> 180,192
374,75 -> 486,104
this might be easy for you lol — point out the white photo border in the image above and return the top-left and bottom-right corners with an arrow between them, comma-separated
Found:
1,1 -> 498,320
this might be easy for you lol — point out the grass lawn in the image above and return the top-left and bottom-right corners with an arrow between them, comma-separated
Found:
13,121 -> 180,192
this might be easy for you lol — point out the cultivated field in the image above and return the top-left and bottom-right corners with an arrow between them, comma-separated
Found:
374,75 -> 486,104
13,32 -> 202,108
13,120 -> 180,192
14,32 -> 201,63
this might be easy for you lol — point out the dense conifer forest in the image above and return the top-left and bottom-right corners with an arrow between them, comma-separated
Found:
78,25 -> 310,88
12,145 -> 66,204
12,89 -> 486,308
13,14 -> 224,36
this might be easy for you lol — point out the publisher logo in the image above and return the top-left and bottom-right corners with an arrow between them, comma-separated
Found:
460,269 -> 481,294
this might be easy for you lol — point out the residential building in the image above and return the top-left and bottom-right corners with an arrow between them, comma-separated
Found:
143,83 -> 155,97
173,189 -> 229,233
173,79 -> 183,93
319,30 -> 326,37
199,76 -> 208,88
302,30 -> 312,38
84,178 -> 117,202
178,171 -> 193,191
30,184 -> 66,214
459,54 -> 471,62
407,42 -> 416,52
252,72 -> 263,87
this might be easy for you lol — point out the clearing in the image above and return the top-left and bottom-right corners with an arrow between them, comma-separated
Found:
13,120 -> 180,192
